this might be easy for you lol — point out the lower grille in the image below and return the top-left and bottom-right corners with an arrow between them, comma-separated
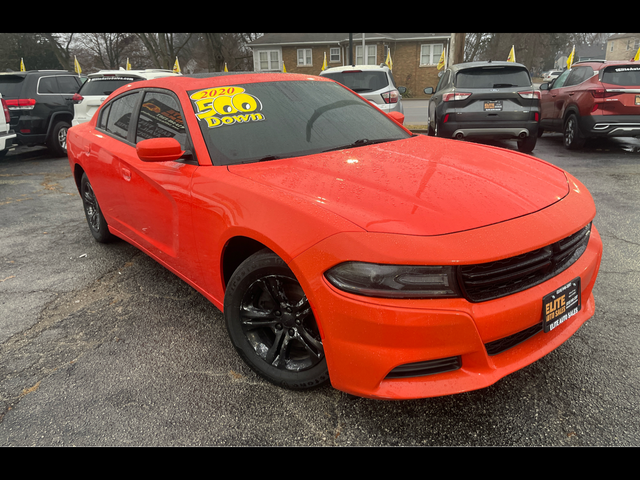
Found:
484,322 -> 543,356
386,356 -> 462,379
459,223 -> 591,303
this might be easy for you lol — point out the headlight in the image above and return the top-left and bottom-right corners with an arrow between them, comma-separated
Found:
324,262 -> 461,299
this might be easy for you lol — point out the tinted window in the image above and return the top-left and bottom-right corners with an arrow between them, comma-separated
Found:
321,70 -> 390,92
565,66 -> 594,87
103,92 -> 140,140
57,76 -> 81,93
38,76 -> 59,94
455,66 -> 531,88
135,91 -> 186,147
79,77 -> 140,96
602,65 -> 640,86
189,80 -> 410,165
0,75 -> 26,97
551,69 -> 571,89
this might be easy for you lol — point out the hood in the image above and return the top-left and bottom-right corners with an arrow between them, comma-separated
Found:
228,135 -> 569,236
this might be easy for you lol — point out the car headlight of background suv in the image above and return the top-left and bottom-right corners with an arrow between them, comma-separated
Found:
324,262 -> 461,299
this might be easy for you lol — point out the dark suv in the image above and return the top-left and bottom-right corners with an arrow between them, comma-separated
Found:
539,60 -> 640,149
425,61 -> 540,152
0,70 -> 82,156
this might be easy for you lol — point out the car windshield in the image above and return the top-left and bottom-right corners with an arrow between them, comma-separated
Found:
79,77 -> 140,96
320,70 -> 390,93
601,65 -> 640,86
456,66 -> 531,88
188,80 -> 410,166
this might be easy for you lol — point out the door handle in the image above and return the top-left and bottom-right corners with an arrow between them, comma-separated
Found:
122,167 -> 131,181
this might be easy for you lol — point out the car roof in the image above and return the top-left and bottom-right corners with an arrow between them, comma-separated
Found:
320,64 -> 390,74
450,61 -> 529,71
87,69 -> 179,79
572,60 -> 637,70
114,72 -> 333,93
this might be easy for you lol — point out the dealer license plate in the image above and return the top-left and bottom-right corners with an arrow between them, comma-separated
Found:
543,277 -> 581,333
484,101 -> 503,111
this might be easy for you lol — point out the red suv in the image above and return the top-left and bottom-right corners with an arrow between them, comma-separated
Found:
539,60 -> 640,149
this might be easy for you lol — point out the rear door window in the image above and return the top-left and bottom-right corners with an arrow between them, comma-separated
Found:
321,70 -> 389,93
102,91 -> 141,140
455,66 -> 531,88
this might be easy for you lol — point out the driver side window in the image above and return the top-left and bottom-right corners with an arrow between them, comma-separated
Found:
551,69 -> 571,89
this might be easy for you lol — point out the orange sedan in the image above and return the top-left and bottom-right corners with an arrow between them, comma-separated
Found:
67,73 -> 602,399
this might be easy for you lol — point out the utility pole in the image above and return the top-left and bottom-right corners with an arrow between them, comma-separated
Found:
450,33 -> 465,65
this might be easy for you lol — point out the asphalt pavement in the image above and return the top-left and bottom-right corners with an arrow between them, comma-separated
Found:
1,133 -> 639,446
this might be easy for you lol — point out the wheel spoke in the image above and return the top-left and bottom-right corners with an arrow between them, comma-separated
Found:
296,327 -> 324,359
265,328 -> 288,367
239,305 -> 278,329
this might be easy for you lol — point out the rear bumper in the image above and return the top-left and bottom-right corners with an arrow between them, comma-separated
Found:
580,114 -> 640,137
441,120 -> 539,140
0,129 -> 16,151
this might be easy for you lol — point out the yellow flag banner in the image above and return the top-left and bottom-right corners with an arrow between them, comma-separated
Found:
20,58 -> 25,72
437,49 -> 446,70
507,46 -> 516,63
322,52 -> 327,71
634,46 -> 640,62
74,56 -> 82,75
282,62 -> 287,73
126,58 -> 131,70
173,57 -> 181,74
385,50 -> 393,70
567,45 -> 575,70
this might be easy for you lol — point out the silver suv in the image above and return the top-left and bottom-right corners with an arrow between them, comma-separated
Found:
72,69 -> 180,126
319,64 -> 405,114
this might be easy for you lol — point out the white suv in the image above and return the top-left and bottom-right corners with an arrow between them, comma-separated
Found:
319,64 -> 405,114
0,93 -> 17,158
71,69 -> 180,126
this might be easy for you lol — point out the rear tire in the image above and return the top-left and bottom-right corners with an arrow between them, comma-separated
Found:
80,173 -> 115,243
517,134 -> 537,153
563,113 -> 585,150
47,120 -> 70,157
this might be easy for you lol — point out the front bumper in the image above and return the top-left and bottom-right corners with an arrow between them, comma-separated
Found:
289,179 -> 602,399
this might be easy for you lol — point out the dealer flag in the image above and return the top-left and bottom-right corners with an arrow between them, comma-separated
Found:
20,58 -> 25,72
385,50 -> 393,70
634,46 -> 640,61
507,45 -> 516,62
126,58 -> 131,70
74,56 -> 82,75
224,63 -> 228,72
173,57 -> 181,73
437,49 -> 446,70
322,52 -> 328,71
567,45 -> 575,69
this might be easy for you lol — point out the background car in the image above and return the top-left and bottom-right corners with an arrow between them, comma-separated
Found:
539,60 -> 640,149
71,69 -> 180,126
66,72 -> 601,400
0,93 -> 17,158
542,70 -> 563,83
319,64 -> 405,114
424,61 -> 540,152
0,70 -> 82,156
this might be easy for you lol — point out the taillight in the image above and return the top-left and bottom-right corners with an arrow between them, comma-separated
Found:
5,98 -> 36,110
1,98 -> 10,123
381,90 -> 399,104
72,93 -> 84,104
518,90 -> 541,100
443,92 -> 472,102
589,88 -> 618,99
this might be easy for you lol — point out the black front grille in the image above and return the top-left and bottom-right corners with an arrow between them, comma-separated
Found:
386,356 -> 462,379
484,322 -> 543,356
459,223 -> 591,303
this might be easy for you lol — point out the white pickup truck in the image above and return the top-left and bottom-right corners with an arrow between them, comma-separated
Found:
1,92 -> 16,158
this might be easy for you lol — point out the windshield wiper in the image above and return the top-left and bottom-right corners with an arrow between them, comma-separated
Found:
322,138 -> 397,153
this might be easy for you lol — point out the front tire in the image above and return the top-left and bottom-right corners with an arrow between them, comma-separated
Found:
80,173 -> 115,243
517,134 -> 537,153
224,249 -> 329,390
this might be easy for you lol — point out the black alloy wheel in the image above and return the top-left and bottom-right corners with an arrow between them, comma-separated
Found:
80,173 -> 114,243
224,249 -> 329,390
563,113 -> 586,150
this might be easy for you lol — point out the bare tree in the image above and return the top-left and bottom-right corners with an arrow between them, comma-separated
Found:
42,33 -> 75,71
135,33 -> 194,70
76,33 -> 139,70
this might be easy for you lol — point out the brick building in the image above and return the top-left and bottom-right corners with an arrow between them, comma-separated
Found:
605,33 -> 640,61
248,33 -> 453,98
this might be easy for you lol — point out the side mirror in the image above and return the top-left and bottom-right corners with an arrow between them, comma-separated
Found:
398,86 -> 407,95
424,87 -> 434,95
387,111 -> 405,125
540,83 -> 550,91
137,137 -> 185,162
